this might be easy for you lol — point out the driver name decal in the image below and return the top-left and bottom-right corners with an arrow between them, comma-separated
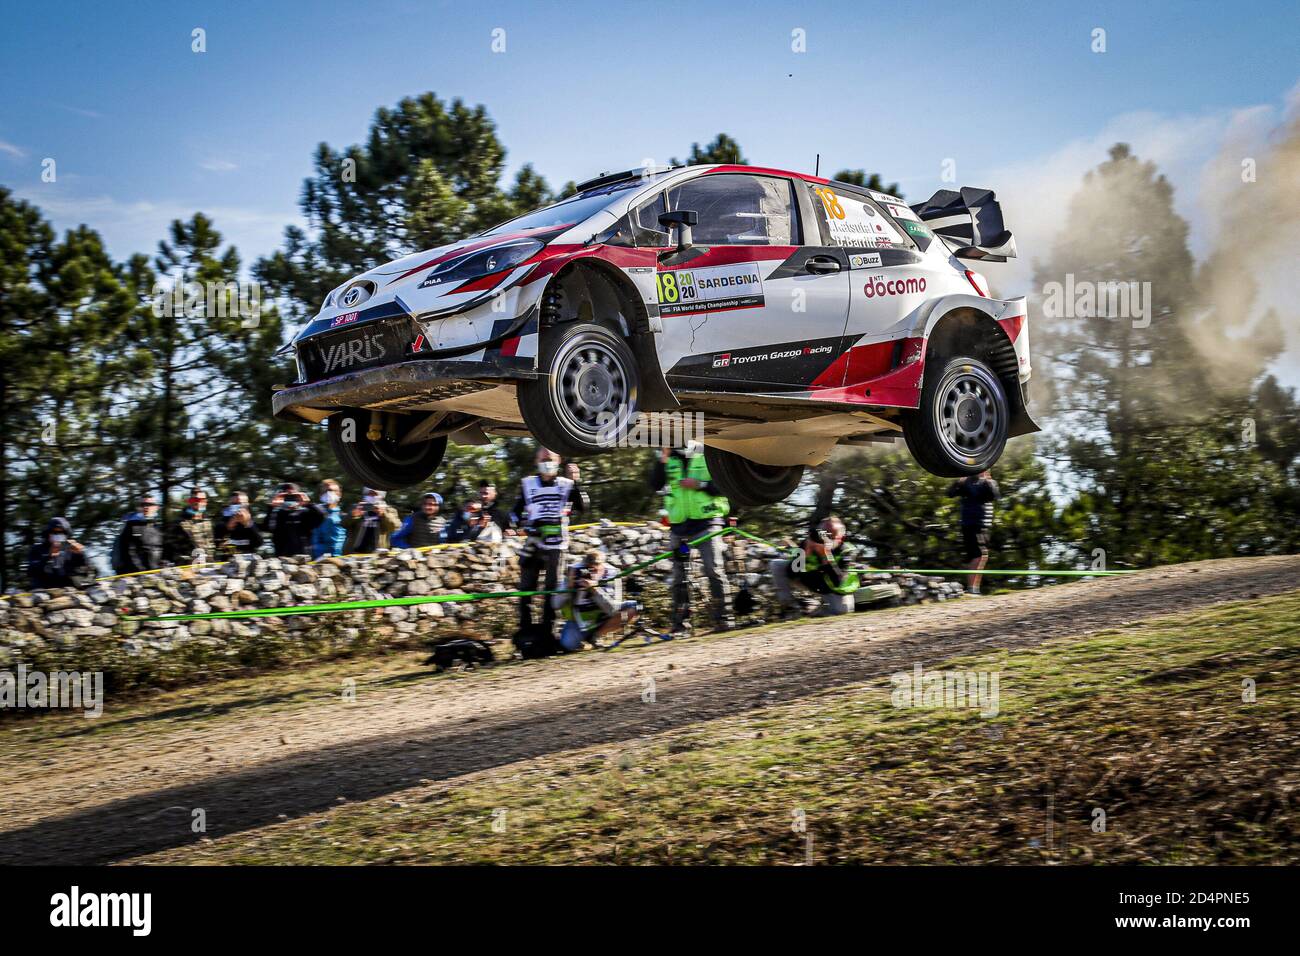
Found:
656,263 -> 764,317
814,188 -> 908,249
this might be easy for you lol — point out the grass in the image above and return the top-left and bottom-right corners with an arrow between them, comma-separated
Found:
133,590 -> 1299,865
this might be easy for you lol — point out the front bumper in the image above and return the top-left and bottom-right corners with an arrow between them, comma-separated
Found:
271,356 -> 538,423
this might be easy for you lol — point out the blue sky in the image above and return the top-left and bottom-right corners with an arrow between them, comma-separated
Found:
1,0 -> 1297,280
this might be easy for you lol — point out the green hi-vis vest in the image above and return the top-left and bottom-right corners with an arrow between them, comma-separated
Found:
664,453 -> 730,525
803,547 -> 861,595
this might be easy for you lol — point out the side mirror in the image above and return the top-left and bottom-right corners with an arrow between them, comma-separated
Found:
658,209 -> 698,252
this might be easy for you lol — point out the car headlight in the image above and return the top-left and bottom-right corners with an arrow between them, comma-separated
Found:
422,239 -> 542,286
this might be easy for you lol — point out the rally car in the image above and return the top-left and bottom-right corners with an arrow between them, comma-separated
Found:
272,163 -> 1038,505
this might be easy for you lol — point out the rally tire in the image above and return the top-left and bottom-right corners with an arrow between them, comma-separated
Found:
328,410 -> 447,491
902,356 -> 1009,478
704,446 -> 805,508
519,321 -> 639,458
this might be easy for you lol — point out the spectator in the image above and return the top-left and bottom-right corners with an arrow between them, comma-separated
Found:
650,442 -> 732,636
215,492 -> 263,555
509,448 -> 586,633
166,487 -> 214,565
444,495 -> 503,544
463,499 -> 503,545
948,470 -> 1000,595
392,492 -> 447,549
261,481 -> 323,557
111,494 -> 164,574
771,516 -> 859,617
311,479 -> 347,559
344,488 -> 400,553
552,548 -> 639,651
478,480 -> 506,530
27,517 -> 91,590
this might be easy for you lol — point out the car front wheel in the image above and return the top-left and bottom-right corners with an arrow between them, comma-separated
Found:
902,356 -> 1009,477
703,446 -> 805,507
328,409 -> 447,491
518,321 -> 640,458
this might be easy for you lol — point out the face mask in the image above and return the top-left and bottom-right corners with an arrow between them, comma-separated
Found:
321,491 -> 338,505
50,534 -> 66,545
538,461 -> 559,477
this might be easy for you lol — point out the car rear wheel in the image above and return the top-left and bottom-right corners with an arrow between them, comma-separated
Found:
902,356 -> 1008,477
328,409 -> 447,491
703,446 -> 805,507
518,321 -> 639,458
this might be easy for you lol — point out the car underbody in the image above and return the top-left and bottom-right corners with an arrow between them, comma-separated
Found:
271,356 -> 909,467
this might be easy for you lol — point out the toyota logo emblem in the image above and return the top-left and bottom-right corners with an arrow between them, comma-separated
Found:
342,287 -> 362,306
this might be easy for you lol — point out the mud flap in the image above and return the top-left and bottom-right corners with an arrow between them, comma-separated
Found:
630,331 -> 680,412
1008,382 -> 1041,437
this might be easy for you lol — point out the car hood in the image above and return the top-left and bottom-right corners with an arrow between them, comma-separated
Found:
291,227 -> 561,347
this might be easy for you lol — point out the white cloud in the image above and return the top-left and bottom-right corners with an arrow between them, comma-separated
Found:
200,158 -> 239,173
0,139 -> 27,159
13,186 -> 301,276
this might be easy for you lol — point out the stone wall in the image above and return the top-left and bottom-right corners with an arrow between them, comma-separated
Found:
0,523 -> 965,682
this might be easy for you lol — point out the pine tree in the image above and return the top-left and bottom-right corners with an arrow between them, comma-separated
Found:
0,189 -> 134,585
831,169 -> 902,199
1034,144 -> 1289,565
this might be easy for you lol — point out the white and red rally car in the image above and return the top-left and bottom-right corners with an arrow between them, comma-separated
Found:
273,164 -> 1037,505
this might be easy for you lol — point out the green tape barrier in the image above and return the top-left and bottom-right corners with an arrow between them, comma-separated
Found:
858,567 -> 1138,577
134,524 -> 1137,623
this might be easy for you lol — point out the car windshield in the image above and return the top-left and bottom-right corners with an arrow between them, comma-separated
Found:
479,177 -> 657,237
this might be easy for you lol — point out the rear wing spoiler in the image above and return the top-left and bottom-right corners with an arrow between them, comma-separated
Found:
909,186 -> 1017,262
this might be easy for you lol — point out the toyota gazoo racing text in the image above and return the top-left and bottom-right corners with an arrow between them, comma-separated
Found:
272,164 -> 1039,505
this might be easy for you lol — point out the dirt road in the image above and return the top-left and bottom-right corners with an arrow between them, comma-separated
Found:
2,555 -> 1298,865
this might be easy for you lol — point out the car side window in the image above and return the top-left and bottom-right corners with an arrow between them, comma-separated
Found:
665,174 -> 797,245
630,193 -> 669,247
808,184 -> 913,250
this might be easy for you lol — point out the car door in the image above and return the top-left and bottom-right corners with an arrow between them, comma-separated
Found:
651,172 -> 851,393
808,183 -> 934,389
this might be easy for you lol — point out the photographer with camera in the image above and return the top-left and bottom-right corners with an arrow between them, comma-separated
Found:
215,491 -> 263,555
551,549 -> 638,651
344,487 -> 401,554
462,498 -> 504,545
770,516 -> 859,618
508,448 -> 585,633
261,481 -> 323,558
27,516 -> 91,589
